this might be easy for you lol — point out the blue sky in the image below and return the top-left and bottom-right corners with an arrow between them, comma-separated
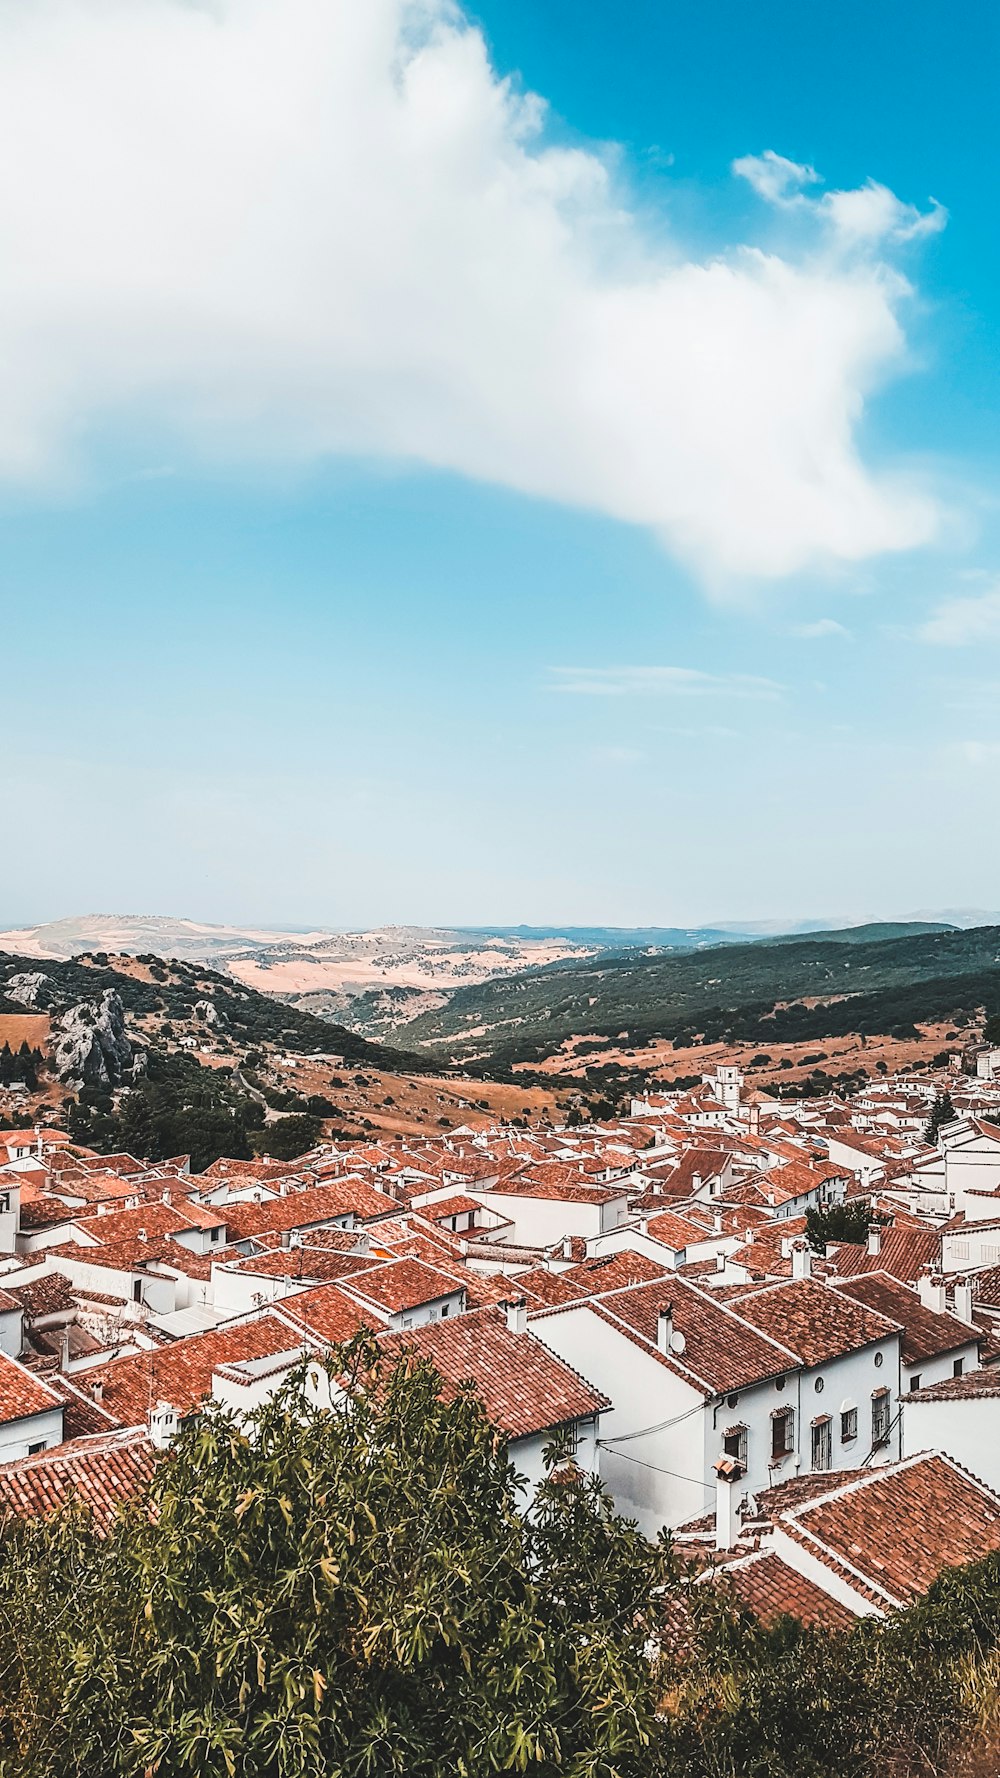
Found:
3,0 -> 999,931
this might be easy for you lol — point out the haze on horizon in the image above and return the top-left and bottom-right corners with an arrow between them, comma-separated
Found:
3,1 -> 1000,923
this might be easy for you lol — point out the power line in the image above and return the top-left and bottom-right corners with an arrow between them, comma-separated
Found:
603,1447 -> 713,1491
598,1397 -> 706,1446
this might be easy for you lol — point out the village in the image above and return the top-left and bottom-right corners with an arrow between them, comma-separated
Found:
2,1044 -> 1000,1630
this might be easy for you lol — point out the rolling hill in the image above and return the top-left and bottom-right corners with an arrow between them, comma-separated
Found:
394,922 -> 1000,1068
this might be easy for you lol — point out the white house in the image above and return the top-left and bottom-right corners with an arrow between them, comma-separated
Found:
531,1273 -> 903,1539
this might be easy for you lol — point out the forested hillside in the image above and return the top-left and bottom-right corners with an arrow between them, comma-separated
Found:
396,923 -> 1000,1067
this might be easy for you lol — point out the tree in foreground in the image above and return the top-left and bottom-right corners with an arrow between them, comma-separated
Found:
0,1337 -> 675,1778
7,1338 -> 1000,1777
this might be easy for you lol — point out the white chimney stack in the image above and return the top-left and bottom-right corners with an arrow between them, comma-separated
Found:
867,1223 -> 882,1257
953,1278 -> 975,1324
148,1400 -> 178,1451
713,1454 -> 745,1552
505,1297 -> 527,1336
791,1240 -> 812,1280
657,1303 -> 674,1355
917,1272 -> 947,1315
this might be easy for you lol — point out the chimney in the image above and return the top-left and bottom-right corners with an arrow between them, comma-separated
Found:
162,1188 -> 172,1206
562,1236 -> 573,1260
791,1240 -> 812,1280
917,1272 -> 947,1315
713,1454 -> 745,1552
657,1303 -> 674,1355
713,1208 -> 723,1235
715,1249 -> 726,1273
692,1172 -> 703,1196
148,1401 -> 178,1451
953,1278 -> 975,1324
59,1326 -> 70,1372
505,1297 -> 527,1336
34,1125 -> 42,1159
867,1223 -> 882,1257
91,1379 -> 103,1403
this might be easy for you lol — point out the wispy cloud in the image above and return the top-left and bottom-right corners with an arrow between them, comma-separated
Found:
548,666 -> 783,699
919,585 -> 1000,646
734,152 -> 946,248
792,618 -> 852,639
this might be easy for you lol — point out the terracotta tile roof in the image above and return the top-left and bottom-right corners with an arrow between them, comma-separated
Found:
907,1368 -> 1000,1403
0,1351 -> 63,1426
826,1228 -> 941,1283
731,1278 -> 899,1368
222,1249 -> 374,1286
84,1313 -> 299,1423
42,1371 -> 121,1439
221,1179 -> 396,1239
774,1452 -> 1000,1609
343,1258 -> 464,1316
270,1284 -> 374,1346
0,1428 -> 156,1533
575,1276 -> 799,1395
378,1306 -> 609,1441
644,1211 -> 702,1251
494,1176 -> 628,1206
832,1273 -> 977,1366
421,1195 -> 483,1220
560,1251 -> 671,1295
716,1549 -> 854,1631
72,1202 -> 199,1245
16,1195 -> 75,1231
517,1268 -> 586,1308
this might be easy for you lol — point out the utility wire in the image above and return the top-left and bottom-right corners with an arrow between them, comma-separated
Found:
603,1447 -> 714,1491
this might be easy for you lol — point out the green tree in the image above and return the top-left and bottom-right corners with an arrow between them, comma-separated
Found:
254,1112 -> 323,1161
0,1342 -> 677,1778
925,1090 -> 956,1147
805,1200 -> 878,1253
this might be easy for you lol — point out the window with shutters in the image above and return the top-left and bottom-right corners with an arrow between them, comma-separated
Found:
811,1417 -> 832,1472
723,1424 -> 748,1467
771,1407 -> 794,1460
840,1407 -> 858,1444
872,1389 -> 891,1447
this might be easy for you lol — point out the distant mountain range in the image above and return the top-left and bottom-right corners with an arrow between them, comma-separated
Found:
2,913 -> 998,1049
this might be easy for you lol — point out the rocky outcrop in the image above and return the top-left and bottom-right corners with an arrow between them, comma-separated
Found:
5,972 -> 49,1007
52,990 -> 136,1089
193,999 -> 220,1026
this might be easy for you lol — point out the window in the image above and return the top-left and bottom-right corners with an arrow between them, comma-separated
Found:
954,1357 -> 965,1379
872,1389 -> 891,1447
909,1374 -> 922,1393
811,1417 -> 832,1472
211,1226 -> 221,1242
27,1441 -> 45,1456
132,1280 -> 143,1303
771,1407 -> 794,1460
723,1424 -> 748,1467
441,1303 -> 450,1317
841,1407 -> 858,1444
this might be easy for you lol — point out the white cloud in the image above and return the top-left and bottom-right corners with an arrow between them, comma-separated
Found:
920,586 -> 1000,646
548,666 -> 782,699
821,182 -> 947,249
792,618 -> 851,639
733,151 -> 820,206
0,0 -> 943,580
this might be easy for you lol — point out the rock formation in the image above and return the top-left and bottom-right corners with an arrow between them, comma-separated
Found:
52,990 -> 136,1089
5,972 -> 49,1007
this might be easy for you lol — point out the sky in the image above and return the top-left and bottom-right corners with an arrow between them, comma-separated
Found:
3,0 -> 1000,932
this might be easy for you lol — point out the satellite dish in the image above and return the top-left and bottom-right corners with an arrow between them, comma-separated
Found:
670,1331 -> 686,1356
